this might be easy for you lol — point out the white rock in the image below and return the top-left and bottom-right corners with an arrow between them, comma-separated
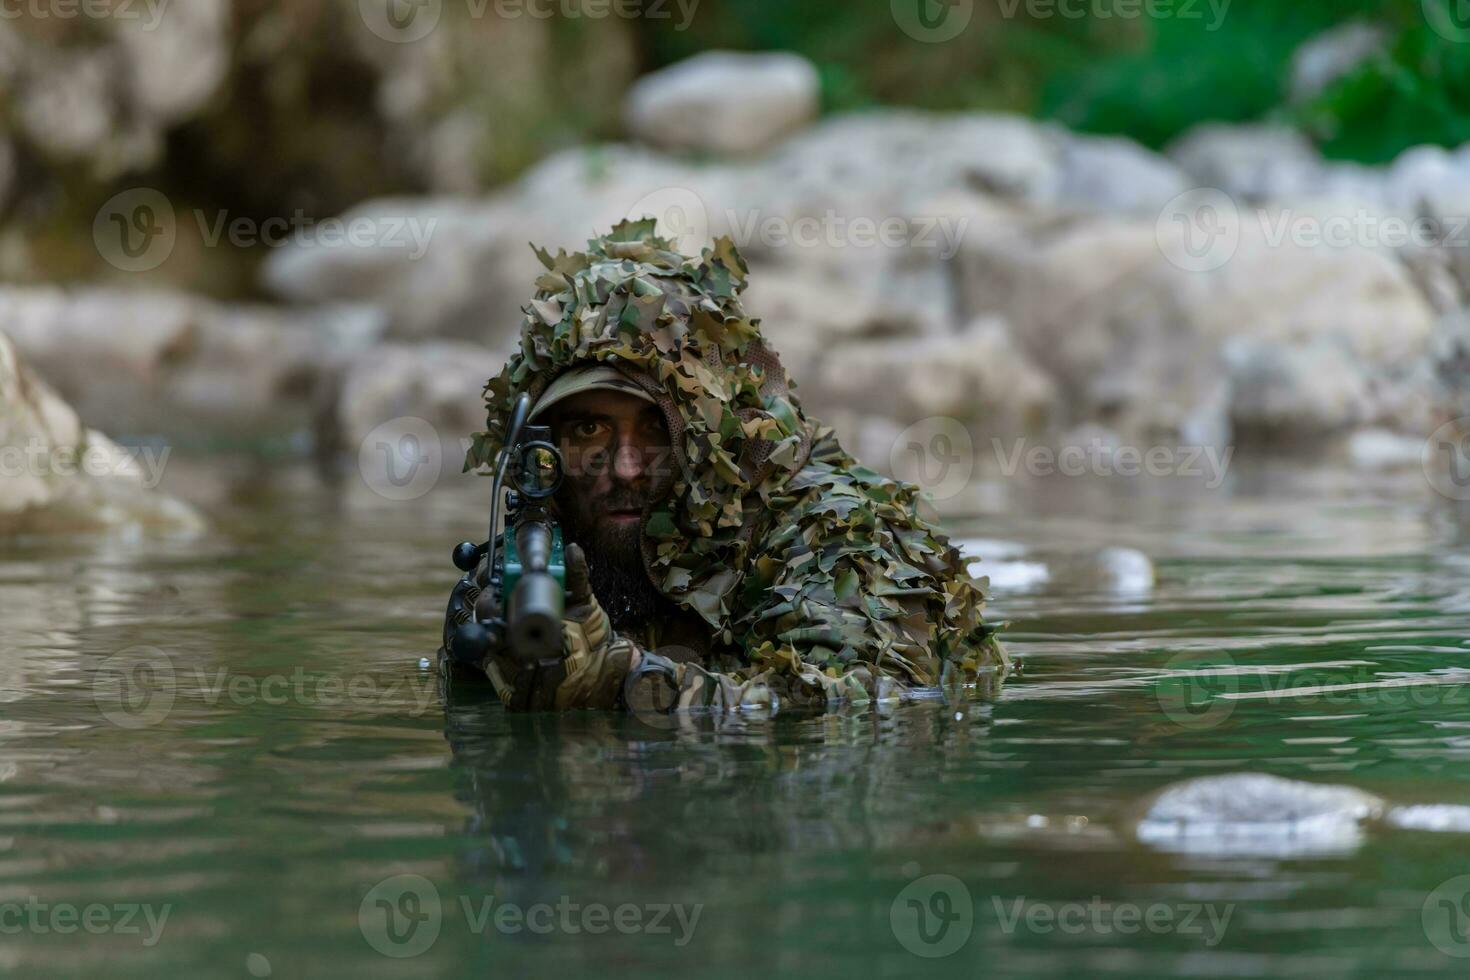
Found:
324,341 -> 505,455
17,48 -> 115,160
1166,123 -> 1322,201
1386,804 -> 1470,833
1136,773 -> 1384,857
0,288 -> 384,441
767,111 -> 1063,209
624,51 -> 819,156
953,196 -> 1437,442
1097,547 -> 1156,595
805,316 -> 1057,432
1224,338 -> 1369,437
1385,143 -> 1470,223
1056,134 -> 1191,214
1347,428 -> 1426,470
113,0 -> 231,126
1431,312 -> 1470,420
0,331 -> 202,536
1289,21 -> 1388,105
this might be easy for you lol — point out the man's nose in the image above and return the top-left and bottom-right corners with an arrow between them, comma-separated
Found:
611,439 -> 650,483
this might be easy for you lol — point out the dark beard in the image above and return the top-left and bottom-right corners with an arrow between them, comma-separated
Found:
560,509 -> 672,634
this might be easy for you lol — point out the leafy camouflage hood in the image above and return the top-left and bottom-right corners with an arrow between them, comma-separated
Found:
467,219 -> 1000,677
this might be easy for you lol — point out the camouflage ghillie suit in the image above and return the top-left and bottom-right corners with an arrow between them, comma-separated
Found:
446,219 -> 1006,711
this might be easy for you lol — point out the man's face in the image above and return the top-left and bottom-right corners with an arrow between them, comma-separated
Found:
542,389 -> 672,627
545,389 -> 670,535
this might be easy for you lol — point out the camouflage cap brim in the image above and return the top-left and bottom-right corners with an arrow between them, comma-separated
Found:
529,365 -> 656,421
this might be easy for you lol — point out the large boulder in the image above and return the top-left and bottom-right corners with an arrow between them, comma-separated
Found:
1056,134 -> 1191,214
0,288 -> 384,443
624,51 -> 819,157
950,191 -> 1438,443
2,1 -> 230,175
803,316 -> 1056,434
0,331 -> 202,536
255,108 -> 1465,451
1166,123 -> 1325,203
320,341 -> 505,457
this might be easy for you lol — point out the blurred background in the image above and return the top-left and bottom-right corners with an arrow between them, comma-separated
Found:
5,0 -> 1470,533
10,6 -> 1470,978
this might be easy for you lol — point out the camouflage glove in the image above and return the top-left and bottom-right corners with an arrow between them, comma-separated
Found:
623,651 -> 777,715
554,543 -> 640,710
479,543 -> 638,710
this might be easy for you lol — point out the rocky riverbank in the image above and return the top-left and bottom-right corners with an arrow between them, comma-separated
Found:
4,48 -> 1470,529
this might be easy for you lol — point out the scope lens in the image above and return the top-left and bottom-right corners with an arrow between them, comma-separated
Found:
515,443 -> 562,497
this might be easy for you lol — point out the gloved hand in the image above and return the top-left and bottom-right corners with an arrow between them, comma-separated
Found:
552,543 -> 640,709
623,650 -> 777,714
479,542 -> 639,710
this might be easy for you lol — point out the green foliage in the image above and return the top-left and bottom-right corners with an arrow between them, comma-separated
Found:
636,0 -> 1470,165
1292,9 -> 1470,163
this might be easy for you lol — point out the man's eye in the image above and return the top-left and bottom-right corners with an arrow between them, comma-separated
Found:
571,421 -> 606,440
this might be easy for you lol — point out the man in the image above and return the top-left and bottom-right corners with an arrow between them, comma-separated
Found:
442,219 -> 1006,713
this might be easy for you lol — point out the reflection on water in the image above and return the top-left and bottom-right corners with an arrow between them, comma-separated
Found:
3,456 -> 1470,977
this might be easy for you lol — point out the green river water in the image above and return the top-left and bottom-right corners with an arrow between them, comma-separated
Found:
3,456 -> 1470,978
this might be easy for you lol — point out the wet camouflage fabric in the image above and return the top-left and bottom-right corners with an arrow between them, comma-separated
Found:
462,219 -> 1006,709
